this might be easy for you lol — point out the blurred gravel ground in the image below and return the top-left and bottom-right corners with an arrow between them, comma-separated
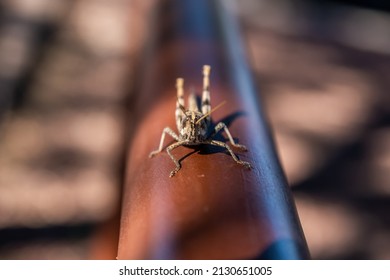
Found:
0,0 -> 389,259
0,0 -> 152,259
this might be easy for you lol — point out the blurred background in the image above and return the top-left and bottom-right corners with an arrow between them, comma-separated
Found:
0,0 -> 389,259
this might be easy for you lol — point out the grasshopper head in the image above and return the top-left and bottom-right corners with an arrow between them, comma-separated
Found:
180,111 -> 208,142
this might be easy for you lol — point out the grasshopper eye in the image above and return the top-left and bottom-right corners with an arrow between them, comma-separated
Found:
181,118 -> 187,127
195,117 -> 203,126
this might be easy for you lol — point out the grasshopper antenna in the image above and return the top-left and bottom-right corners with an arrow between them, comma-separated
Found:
196,100 -> 227,124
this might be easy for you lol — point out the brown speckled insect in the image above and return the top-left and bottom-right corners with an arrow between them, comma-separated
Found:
149,65 -> 251,177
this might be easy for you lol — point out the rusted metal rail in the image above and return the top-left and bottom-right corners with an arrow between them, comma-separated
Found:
117,0 -> 309,259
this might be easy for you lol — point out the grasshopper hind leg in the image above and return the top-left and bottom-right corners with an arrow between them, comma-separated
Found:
201,65 -> 211,118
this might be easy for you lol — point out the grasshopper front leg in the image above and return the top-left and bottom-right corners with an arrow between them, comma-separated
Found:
149,127 -> 180,158
166,140 -> 190,177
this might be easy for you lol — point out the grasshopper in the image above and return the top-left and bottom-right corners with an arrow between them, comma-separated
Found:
149,65 -> 251,177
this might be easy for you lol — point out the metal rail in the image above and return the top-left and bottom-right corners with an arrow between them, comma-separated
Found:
117,0 -> 309,259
